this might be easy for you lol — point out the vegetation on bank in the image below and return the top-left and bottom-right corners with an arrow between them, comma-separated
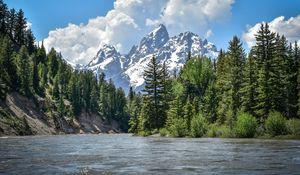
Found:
128,23 -> 300,139
0,0 -> 129,134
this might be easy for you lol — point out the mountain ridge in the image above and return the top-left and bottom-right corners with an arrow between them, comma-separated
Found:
82,24 -> 218,92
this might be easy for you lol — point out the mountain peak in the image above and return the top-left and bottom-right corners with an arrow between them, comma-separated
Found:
141,24 -> 169,49
151,24 -> 168,36
100,44 -> 117,52
88,44 -> 120,67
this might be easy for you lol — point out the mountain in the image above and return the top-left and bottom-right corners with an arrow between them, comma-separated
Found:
85,24 -> 218,92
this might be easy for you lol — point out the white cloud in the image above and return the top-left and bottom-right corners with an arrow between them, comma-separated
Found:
26,21 -> 32,30
243,15 -> 300,48
205,29 -> 213,38
43,0 -> 234,65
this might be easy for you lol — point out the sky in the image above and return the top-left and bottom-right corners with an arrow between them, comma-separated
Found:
5,0 -> 300,65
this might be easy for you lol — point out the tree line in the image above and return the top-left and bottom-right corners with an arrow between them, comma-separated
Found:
0,0 -> 129,131
129,23 -> 300,137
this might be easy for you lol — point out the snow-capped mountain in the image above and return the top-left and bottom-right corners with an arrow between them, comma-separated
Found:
85,24 -> 218,92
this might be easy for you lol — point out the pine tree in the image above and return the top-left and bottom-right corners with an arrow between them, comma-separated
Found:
271,34 -> 288,114
128,92 -> 142,133
68,73 -> 80,115
157,61 -> 171,127
16,46 -> 31,95
286,42 -> 298,118
25,29 -> 35,54
166,95 -> 184,130
227,36 -> 245,120
52,75 -> 59,99
47,48 -> 59,79
216,51 -> 232,124
99,83 -> 109,119
36,43 -> 46,64
90,82 -> 99,113
253,23 -> 276,122
31,53 -> 40,94
138,98 -> 154,132
8,9 -> 16,41
0,0 -> 8,35
115,88 -> 128,129
203,80 -> 218,123
142,55 -> 164,129
241,51 -> 258,116
183,97 -> 194,132
0,36 -> 16,89
38,62 -> 47,90
15,9 -> 26,46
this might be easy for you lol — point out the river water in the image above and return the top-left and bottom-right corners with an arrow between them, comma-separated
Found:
0,134 -> 300,175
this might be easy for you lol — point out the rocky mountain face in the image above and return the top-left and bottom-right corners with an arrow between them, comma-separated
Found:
84,24 -> 218,92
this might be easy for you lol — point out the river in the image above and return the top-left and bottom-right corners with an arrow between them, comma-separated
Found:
0,134 -> 300,174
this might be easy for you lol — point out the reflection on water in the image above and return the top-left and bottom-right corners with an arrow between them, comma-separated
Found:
0,134 -> 300,174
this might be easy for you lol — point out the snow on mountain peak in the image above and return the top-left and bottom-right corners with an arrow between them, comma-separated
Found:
138,24 -> 169,53
83,24 -> 219,92
89,44 -> 120,67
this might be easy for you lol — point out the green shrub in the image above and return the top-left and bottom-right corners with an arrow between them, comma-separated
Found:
286,119 -> 300,135
138,130 -> 151,137
234,112 -> 257,138
151,129 -> 159,135
159,128 -> 168,137
190,114 -> 207,137
265,111 -> 287,136
217,125 -> 233,138
168,117 -> 187,137
207,123 -> 218,137
207,124 -> 233,138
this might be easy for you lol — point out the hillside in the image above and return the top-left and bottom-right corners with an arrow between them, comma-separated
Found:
0,1 -> 128,136
0,92 -> 121,136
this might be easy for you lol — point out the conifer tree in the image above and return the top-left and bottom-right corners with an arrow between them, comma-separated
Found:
253,23 -> 276,122
15,9 -> 26,46
203,80 -> 218,123
158,61 -> 171,127
128,91 -> 142,133
285,42 -> 298,118
0,0 -> 8,35
68,73 -> 80,115
227,36 -> 245,120
216,52 -> 231,123
52,75 -> 59,99
183,97 -> 194,132
16,46 -> 31,95
0,36 -> 16,89
241,51 -> 258,116
47,48 -> 59,79
141,55 -> 164,129
31,53 -> 40,94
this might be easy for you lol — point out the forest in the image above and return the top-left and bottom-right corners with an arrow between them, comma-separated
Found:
0,0 -> 130,133
128,25 -> 300,138
1,0 -> 300,138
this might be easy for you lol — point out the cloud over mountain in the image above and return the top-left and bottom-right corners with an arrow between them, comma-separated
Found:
43,0 -> 234,65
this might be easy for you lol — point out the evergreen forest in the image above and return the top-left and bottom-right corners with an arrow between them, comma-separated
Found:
1,0 -> 300,138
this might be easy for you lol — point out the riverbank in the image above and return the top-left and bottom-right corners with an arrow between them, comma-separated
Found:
0,92 -> 122,136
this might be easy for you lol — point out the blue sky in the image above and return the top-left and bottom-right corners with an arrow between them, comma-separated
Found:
5,0 -> 300,64
5,0 -> 114,40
